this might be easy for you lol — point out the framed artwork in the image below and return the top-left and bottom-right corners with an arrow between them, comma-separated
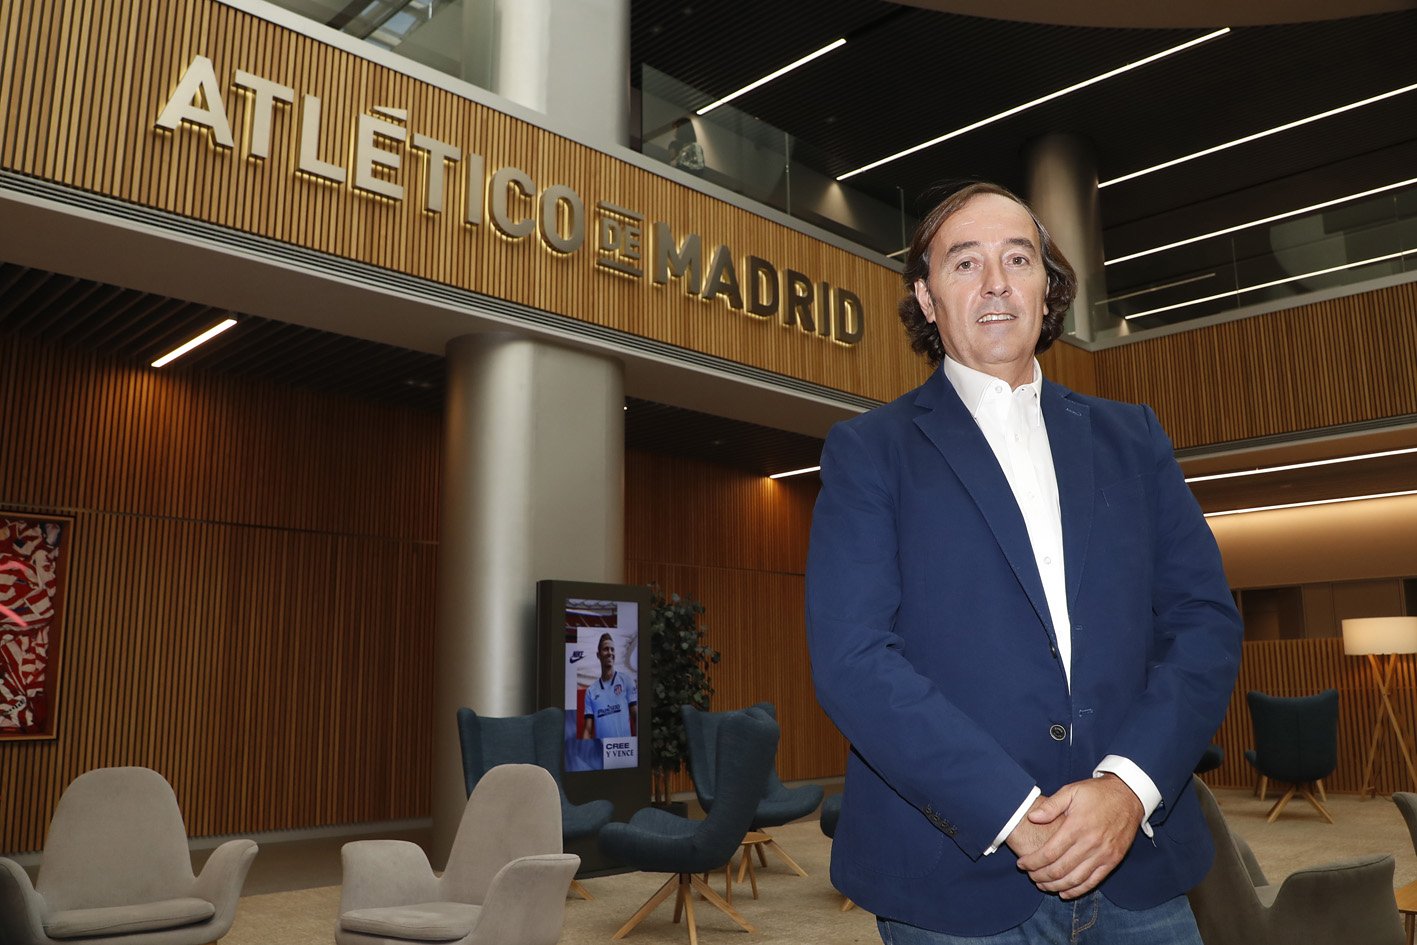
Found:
0,512 -> 75,740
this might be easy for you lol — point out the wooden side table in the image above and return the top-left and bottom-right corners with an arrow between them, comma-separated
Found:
1394,879 -> 1417,945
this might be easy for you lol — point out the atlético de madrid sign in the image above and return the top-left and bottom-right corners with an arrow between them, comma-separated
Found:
155,55 -> 866,346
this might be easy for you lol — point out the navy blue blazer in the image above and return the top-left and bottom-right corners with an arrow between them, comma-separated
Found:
805,371 -> 1242,936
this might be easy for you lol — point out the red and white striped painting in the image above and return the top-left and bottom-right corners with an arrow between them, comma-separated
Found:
0,514 -> 73,739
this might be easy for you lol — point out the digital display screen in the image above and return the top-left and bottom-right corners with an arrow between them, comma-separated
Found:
562,597 -> 640,772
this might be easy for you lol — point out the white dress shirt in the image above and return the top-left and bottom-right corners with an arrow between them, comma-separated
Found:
938,356 -> 1161,854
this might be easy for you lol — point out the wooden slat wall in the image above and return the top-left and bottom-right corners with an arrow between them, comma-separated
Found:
1204,638 -> 1417,797
624,450 -> 844,793
0,336 -> 440,854
1093,283 -> 1417,449
0,0 -> 920,403
1039,338 -> 1097,397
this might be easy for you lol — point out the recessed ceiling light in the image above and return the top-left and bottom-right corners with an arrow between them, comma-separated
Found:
1123,248 -> 1416,320
1107,177 -> 1417,267
1100,81 -> 1417,189
837,28 -> 1229,181
768,465 -> 821,480
150,318 -> 238,368
1185,447 -> 1417,483
697,38 -> 846,116
1205,490 -> 1417,518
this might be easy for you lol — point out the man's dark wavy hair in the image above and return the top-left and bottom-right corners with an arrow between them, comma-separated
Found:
898,180 -> 1077,367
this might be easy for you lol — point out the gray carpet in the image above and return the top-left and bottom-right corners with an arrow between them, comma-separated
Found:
221,788 -> 1416,944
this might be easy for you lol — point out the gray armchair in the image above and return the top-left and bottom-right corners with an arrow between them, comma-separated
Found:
336,764 -> 579,945
456,706 -> 612,899
1187,778 -> 1402,945
0,766 -> 257,945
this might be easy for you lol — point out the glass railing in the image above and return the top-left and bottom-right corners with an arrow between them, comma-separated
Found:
257,2 -> 915,258
1095,184 -> 1417,339
639,66 -> 914,258
251,3 -> 1417,338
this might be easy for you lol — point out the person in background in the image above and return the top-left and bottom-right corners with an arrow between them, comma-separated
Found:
668,117 -> 705,176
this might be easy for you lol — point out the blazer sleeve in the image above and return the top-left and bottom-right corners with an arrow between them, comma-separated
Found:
806,419 -> 1037,859
1102,405 -> 1243,819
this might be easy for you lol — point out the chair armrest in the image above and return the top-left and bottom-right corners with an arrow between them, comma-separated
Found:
340,840 -> 439,913
192,838 -> 258,930
0,856 -> 47,945
1231,833 -> 1269,888
1268,854 -> 1404,945
467,854 -> 579,945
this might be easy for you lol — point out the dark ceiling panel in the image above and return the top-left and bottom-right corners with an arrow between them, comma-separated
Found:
0,263 -> 446,413
632,2 -> 1417,263
0,264 -> 824,473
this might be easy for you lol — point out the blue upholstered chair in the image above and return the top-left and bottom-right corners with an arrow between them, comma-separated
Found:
457,706 -> 613,899
1194,743 -> 1225,775
599,709 -> 779,943
1245,689 -> 1339,823
681,701 -> 823,878
818,793 -> 855,912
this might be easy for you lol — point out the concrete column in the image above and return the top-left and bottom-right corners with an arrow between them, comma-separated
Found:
431,333 -> 624,865
463,0 -> 630,147
1025,133 -> 1121,341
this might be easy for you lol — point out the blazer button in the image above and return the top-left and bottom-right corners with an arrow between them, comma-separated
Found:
1049,724 -> 1067,741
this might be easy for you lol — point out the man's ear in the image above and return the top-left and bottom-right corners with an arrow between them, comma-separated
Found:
913,280 -> 936,324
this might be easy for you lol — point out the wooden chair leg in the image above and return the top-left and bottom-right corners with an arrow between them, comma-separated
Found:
841,896 -> 857,912
756,843 -> 768,868
1266,785 -> 1297,822
763,837 -> 809,877
1302,785 -> 1335,824
1316,778 -> 1328,802
1256,775 -> 1268,802
689,873 -> 755,933
681,876 -> 698,945
613,875 -> 679,941
570,879 -> 593,900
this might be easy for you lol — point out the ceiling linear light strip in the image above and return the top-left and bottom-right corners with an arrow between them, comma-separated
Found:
1108,176 -> 1417,266
1204,489 -> 1417,518
1185,447 -> 1417,484
150,318 -> 238,367
1094,272 -> 1214,306
696,38 -> 846,116
1102,81 -> 1417,189
837,28 -> 1229,181
768,465 -> 821,480
1123,248 -> 1416,320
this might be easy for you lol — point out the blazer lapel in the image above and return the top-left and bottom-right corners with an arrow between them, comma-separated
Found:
912,373 -> 1056,642
1042,381 -> 1095,610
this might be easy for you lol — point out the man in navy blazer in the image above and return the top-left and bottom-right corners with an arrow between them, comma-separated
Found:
806,181 -> 1241,943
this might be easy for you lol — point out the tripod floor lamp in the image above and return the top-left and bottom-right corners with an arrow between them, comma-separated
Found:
1343,616 -> 1417,798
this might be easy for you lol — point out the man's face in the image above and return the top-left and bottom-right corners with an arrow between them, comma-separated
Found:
598,638 -> 615,672
913,193 -> 1048,388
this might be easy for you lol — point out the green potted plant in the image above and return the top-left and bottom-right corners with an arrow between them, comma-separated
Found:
647,587 -> 720,808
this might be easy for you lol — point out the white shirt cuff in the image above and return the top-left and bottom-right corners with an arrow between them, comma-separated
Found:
1094,755 -> 1160,838
984,786 -> 1041,856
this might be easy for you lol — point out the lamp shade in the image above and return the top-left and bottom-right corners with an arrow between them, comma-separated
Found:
1342,616 -> 1417,655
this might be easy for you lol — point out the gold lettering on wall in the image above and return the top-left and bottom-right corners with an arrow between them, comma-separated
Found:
152,54 -> 868,347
